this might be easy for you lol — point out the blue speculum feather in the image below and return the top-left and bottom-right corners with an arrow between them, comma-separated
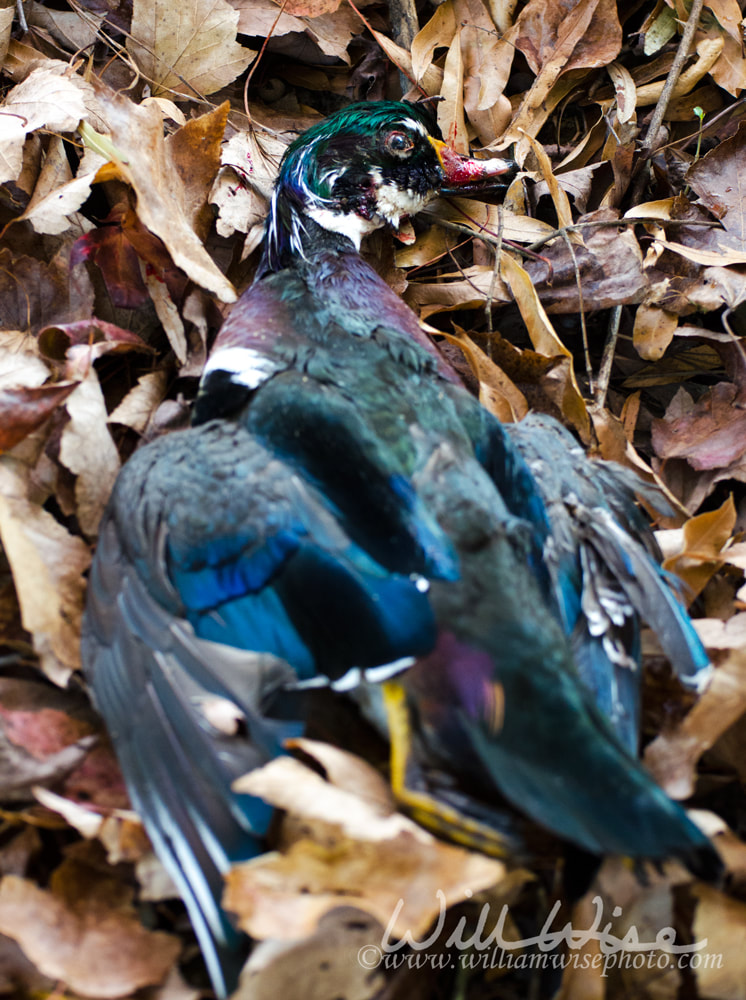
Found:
169,529 -> 302,611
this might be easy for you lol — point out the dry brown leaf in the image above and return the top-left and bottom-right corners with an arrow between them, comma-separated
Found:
709,28 -> 746,96
654,238 -> 746,267
552,893 -> 604,1000
687,120 -> 746,254
108,371 -> 168,433
1,336 -> 53,386
26,3 -> 102,51
0,460 -> 89,684
437,199 -> 555,244
33,788 -> 150,867
411,1 -> 456,83
0,860 -> 180,997
144,268 -> 188,364
232,0 -> 362,62
128,0 -> 255,97
284,0 -> 342,14
165,102 -> 232,240
210,129 -> 288,244
652,383 -> 746,472
234,754 -> 431,842
59,370 -> 121,538
395,225 -> 459,268
84,86 -> 236,302
406,263 -> 512,318
462,24 -> 514,143
606,59 -> 636,124
0,113 -> 26,186
234,909 -> 385,1000
635,36 -> 724,105
438,30 -> 467,153
500,252 -> 589,437
521,131 -> 577,236
505,0 -> 620,153
442,329 -> 529,422
286,737 -> 396,812
2,63 -> 88,132
228,754 -> 506,941
369,28 -> 443,95
645,612 -> 746,800
527,211 -> 647,314
691,885 -> 746,998
0,5 -> 13,66
0,382 -> 78,453
0,65 -> 90,184
17,135 -> 100,237
661,495 -> 736,598
624,197 -> 677,220
633,304 -> 678,361
0,677 -> 97,801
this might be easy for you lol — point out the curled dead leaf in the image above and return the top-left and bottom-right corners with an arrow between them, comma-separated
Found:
0,860 -> 180,998
645,612 -> 746,800
227,753 -> 506,942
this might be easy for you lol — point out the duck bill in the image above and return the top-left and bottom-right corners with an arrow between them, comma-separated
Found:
429,137 -> 516,195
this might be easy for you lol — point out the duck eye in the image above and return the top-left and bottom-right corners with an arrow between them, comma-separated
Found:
384,131 -> 415,156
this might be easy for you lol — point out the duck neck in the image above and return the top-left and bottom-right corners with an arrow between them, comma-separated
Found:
257,172 -> 385,277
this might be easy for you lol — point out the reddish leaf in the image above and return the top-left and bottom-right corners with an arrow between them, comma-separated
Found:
71,224 -> 150,309
71,207 -> 186,308
38,319 -> 151,362
652,382 -> 746,471
0,382 -> 78,452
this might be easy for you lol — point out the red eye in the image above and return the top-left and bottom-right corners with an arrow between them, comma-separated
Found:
384,130 -> 415,156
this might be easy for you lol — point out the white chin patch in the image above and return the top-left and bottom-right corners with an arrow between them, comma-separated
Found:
374,182 -> 432,229
308,163 -> 437,246
201,346 -> 280,390
307,206 -> 379,249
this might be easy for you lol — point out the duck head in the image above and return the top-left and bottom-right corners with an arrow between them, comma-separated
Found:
261,101 -> 515,273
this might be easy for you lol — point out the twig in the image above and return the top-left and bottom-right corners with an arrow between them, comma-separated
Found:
347,0 -> 418,91
388,0 -> 419,95
560,230 -> 591,393
426,214 -> 719,254
16,0 -> 27,33
721,307 -> 746,369
485,205 -> 505,337
243,0 -> 291,128
594,304 -> 622,410
630,0 -> 705,203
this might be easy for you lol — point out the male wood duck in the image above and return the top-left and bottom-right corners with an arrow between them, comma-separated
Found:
82,101 -> 719,997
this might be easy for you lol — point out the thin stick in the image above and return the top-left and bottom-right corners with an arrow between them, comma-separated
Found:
425,215 -> 718,253
630,0 -> 705,203
594,304 -> 622,409
560,230 -> 592,393
388,0 -> 419,95
485,205 -> 505,337
243,0 -> 291,128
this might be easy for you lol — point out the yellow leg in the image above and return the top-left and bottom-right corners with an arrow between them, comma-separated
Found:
382,680 -> 516,858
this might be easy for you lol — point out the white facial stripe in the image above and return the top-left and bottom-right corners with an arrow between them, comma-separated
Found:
202,346 -> 280,390
399,118 -> 428,137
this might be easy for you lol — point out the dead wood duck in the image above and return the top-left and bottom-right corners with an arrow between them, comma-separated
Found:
82,101 -> 719,996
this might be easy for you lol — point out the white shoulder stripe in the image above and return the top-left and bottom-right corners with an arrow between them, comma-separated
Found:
202,346 -> 280,390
